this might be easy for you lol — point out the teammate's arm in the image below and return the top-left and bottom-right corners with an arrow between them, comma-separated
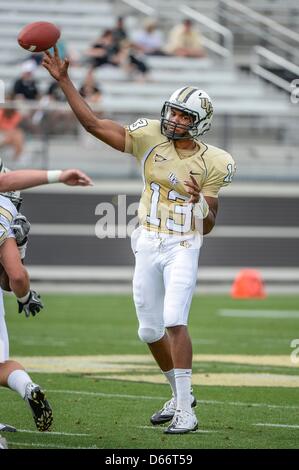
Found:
42,47 -> 126,152
0,264 -> 11,291
0,169 -> 92,192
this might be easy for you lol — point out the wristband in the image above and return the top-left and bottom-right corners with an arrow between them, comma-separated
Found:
47,170 -> 62,184
193,194 -> 210,219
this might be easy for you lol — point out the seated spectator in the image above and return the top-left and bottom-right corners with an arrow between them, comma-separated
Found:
85,30 -> 122,69
165,19 -> 206,58
111,16 -> 128,49
0,96 -> 26,161
12,60 -> 40,100
132,18 -> 165,56
40,81 -> 77,134
47,81 -> 67,102
79,70 -> 102,105
119,41 -> 150,82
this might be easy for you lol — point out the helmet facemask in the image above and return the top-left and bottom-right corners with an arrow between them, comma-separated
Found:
160,87 -> 213,140
160,103 -> 199,140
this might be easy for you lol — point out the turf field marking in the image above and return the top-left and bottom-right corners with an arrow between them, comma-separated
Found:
47,389 -> 299,410
17,429 -> 90,436
8,441 -> 99,449
199,400 -> 299,410
254,423 -> 299,429
137,426 -> 217,433
95,372 -> 299,388
11,354 -> 296,372
48,389 -> 167,400
219,309 -> 299,319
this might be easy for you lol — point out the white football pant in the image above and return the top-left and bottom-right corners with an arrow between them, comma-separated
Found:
0,195 -> 17,247
131,227 -> 202,344
0,289 -> 9,361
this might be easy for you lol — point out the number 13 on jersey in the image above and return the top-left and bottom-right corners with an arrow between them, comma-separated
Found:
146,182 -> 193,234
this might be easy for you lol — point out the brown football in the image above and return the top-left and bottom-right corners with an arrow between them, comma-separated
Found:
18,21 -> 61,52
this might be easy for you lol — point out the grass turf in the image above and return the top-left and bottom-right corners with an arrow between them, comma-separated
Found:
1,294 -> 299,449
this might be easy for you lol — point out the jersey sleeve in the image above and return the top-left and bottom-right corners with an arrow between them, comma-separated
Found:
124,118 -> 160,161
201,152 -> 236,198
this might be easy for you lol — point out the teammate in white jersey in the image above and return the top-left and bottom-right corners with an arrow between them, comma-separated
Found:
0,165 -> 92,316
0,165 -> 92,437
42,47 -> 236,434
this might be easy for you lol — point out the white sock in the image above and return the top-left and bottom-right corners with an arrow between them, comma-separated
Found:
7,370 -> 32,399
163,369 -> 177,398
174,368 -> 192,413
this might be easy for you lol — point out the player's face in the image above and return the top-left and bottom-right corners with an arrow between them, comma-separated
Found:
166,107 -> 193,136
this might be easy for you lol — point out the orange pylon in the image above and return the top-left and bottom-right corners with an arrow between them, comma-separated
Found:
231,269 -> 266,299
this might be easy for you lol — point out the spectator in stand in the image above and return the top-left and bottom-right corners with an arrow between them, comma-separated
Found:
0,97 -> 25,162
12,60 -> 40,100
111,16 -> 128,49
120,41 -> 150,82
79,70 -> 102,106
133,18 -> 165,56
165,19 -> 206,58
43,81 -> 77,134
85,29 -> 122,70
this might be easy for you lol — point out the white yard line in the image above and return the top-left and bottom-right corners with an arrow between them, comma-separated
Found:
8,441 -> 99,449
137,426 -> 217,433
254,423 -> 299,429
219,309 -> 299,319
48,389 -> 167,401
199,400 -> 299,410
47,389 -> 299,410
17,429 -> 89,436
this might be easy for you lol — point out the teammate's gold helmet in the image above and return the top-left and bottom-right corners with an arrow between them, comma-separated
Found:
161,86 -> 213,140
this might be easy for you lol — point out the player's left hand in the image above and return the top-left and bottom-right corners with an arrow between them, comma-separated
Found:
18,290 -> 44,318
59,169 -> 93,187
184,175 -> 201,203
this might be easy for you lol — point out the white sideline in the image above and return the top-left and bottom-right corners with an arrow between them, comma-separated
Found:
47,389 -> 299,410
138,426 -> 217,433
254,423 -> 299,429
219,310 -> 299,319
8,441 -> 99,449
18,428 -> 89,436
48,389 -> 166,401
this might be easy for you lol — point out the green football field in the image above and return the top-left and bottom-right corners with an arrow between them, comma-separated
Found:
1,294 -> 299,449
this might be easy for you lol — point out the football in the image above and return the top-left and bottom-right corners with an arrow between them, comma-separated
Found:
18,21 -> 61,52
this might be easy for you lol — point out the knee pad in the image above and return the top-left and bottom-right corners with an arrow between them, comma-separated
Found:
138,326 -> 165,344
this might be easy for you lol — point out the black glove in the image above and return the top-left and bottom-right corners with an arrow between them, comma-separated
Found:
18,290 -> 44,318
11,214 -> 31,246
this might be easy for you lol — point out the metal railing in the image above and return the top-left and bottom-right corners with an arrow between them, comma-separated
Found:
220,0 -> 299,43
120,0 -> 155,16
179,4 -> 233,62
251,46 -> 299,93
219,0 -> 299,62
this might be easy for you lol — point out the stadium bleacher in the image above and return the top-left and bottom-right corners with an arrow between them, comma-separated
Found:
0,0 -> 298,291
0,0 -> 298,181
